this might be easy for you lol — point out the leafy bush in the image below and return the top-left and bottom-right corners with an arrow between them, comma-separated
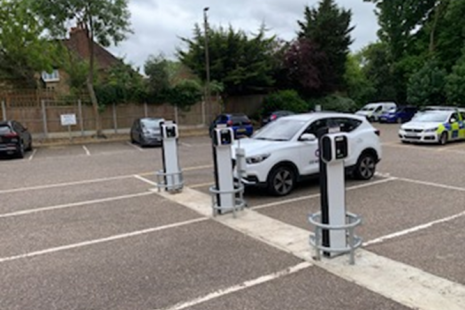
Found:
167,79 -> 203,111
261,90 -> 308,114
308,95 -> 358,113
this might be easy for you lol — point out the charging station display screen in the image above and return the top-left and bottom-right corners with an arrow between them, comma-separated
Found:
334,136 -> 348,159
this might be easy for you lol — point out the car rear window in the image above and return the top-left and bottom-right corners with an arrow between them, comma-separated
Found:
231,115 -> 251,125
141,119 -> 162,129
0,125 -> 12,134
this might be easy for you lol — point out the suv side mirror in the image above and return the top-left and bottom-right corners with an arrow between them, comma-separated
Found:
300,133 -> 317,142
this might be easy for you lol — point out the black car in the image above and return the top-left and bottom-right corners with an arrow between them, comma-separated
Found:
261,110 -> 295,126
0,120 -> 33,158
130,117 -> 165,146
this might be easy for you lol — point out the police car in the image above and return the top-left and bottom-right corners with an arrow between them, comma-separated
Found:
398,107 -> 465,145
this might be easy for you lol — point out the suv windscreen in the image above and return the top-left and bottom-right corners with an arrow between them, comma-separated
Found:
253,119 -> 306,141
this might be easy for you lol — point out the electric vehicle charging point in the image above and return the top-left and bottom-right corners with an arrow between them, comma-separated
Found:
309,128 -> 363,265
155,121 -> 184,193
209,125 -> 246,218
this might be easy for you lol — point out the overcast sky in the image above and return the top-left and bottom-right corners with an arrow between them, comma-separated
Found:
107,0 -> 380,71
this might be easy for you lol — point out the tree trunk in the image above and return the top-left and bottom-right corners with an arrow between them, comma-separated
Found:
87,17 -> 104,138
429,0 -> 446,55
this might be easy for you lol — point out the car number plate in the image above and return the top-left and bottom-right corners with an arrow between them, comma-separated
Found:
237,128 -> 246,132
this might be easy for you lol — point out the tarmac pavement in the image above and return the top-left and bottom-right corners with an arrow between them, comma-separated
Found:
0,123 -> 464,310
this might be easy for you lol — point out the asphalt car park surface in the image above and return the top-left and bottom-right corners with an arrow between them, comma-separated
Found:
0,124 -> 464,310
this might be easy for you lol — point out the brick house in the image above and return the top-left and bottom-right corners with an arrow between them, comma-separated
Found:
40,24 -> 122,93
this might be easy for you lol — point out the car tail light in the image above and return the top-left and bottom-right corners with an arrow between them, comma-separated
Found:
374,129 -> 380,136
3,132 -> 18,138
227,120 -> 233,126
270,114 -> 277,120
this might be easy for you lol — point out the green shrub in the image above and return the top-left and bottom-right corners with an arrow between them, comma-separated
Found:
261,90 -> 308,114
308,95 -> 358,113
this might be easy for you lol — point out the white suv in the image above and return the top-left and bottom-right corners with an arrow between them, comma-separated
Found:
232,112 -> 382,196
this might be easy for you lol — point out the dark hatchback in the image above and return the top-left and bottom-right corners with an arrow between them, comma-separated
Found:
261,110 -> 295,126
130,117 -> 165,146
0,120 -> 33,158
209,113 -> 254,139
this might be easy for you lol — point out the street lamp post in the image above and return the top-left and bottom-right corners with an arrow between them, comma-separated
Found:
203,7 -> 211,125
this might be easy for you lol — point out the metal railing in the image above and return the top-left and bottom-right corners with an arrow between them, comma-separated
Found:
209,184 -> 247,218
308,212 -> 363,265
155,170 -> 184,193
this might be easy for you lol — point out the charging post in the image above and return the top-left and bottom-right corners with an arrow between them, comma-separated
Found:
309,127 -> 362,264
209,125 -> 246,217
156,120 -> 183,192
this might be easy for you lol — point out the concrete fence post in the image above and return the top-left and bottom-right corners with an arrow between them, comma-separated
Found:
41,100 -> 48,139
78,99 -> 84,136
1,100 -> 6,121
202,98 -> 206,126
174,106 -> 179,124
112,102 -> 118,134
144,102 -> 148,117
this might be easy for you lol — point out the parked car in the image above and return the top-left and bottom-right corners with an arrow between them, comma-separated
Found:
130,117 -> 165,146
261,110 -> 295,126
209,113 -> 254,139
355,102 -> 397,122
399,109 -> 465,145
231,112 -> 382,196
379,106 -> 418,124
0,120 -> 33,158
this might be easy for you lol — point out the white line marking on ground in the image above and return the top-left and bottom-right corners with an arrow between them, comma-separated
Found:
252,177 -> 397,211
316,250 -> 465,310
82,145 -> 91,156
398,177 -> 465,192
364,209 -> 465,247
126,141 -> 144,152
0,175 -> 132,194
0,191 -> 154,219
134,175 -> 157,186
0,218 -> 206,264
183,165 -> 212,172
157,262 -> 312,310
190,182 -> 214,189
158,186 -> 465,310
180,142 -> 192,147
28,149 -> 37,161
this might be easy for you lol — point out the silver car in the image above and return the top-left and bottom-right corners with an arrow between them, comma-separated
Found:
130,117 -> 165,146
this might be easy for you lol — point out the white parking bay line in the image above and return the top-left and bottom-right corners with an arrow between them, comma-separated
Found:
398,177 -> 465,192
0,217 -> 207,264
126,141 -> 144,152
252,177 -> 397,211
0,175 -> 132,194
28,149 -> 37,161
0,191 -> 155,218
364,209 -> 465,247
82,145 -> 91,156
156,262 -> 312,310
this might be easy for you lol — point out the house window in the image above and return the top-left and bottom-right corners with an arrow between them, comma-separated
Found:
41,69 -> 60,82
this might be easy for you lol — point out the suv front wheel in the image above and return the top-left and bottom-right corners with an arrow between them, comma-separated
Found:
267,165 -> 296,196
353,152 -> 377,180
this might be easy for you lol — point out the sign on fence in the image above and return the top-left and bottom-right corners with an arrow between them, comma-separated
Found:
60,114 -> 77,126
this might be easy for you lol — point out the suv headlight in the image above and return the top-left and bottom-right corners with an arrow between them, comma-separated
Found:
246,153 -> 270,164
424,127 -> 438,132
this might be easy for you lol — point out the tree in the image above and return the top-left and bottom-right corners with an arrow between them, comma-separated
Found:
0,0 -> 60,88
297,0 -> 354,94
30,0 -> 132,138
360,42 -> 397,102
177,24 -> 277,97
167,80 -> 203,111
407,59 -> 447,106
445,51 -> 465,107
343,53 -> 375,106
144,54 -> 171,103
282,38 -> 327,97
